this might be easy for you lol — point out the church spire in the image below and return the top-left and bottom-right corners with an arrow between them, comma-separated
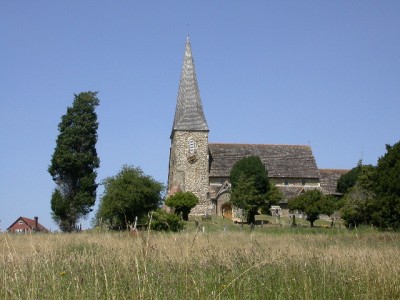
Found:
171,37 -> 208,135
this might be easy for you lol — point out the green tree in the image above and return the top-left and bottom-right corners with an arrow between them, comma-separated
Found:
339,164 -> 376,228
357,164 -> 376,191
260,182 -> 282,214
370,142 -> 400,230
288,190 -> 335,227
95,165 -> 164,229
230,156 -> 270,224
165,192 -> 199,221
48,92 -> 100,232
337,160 -> 363,194
340,184 -> 374,228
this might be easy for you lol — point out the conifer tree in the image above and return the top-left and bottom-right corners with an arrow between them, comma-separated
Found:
49,92 -> 100,232
230,156 -> 270,224
371,141 -> 400,230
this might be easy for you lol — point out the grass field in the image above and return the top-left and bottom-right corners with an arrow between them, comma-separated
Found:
1,217 -> 400,299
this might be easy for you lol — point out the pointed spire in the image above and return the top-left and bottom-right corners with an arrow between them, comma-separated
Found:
171,37 -> 209,135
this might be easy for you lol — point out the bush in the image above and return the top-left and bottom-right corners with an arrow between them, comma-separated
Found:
165,192 -> 199,221
94,165 -> 164,229
149,210 -> 185,232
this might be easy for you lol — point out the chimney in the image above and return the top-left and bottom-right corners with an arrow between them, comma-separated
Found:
34,216 -> 38,230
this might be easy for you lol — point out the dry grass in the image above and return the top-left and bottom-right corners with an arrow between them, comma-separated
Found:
1,227 -> 399,299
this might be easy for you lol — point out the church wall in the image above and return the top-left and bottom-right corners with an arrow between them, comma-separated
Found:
210,177 -> 320,187
273,178 -> 320,187
209,176 -> 321,217
168,131 -> 210,215
215,192 -> 230,215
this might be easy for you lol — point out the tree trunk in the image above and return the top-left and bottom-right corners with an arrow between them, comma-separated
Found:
247,209 -> 257,224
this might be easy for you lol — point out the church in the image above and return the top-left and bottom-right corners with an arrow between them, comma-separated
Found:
168,37 -> 346,220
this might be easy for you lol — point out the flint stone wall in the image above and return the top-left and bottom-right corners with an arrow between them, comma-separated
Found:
168,131 -> 210,215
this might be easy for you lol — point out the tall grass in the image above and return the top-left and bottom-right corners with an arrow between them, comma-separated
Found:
1,227 -> 399,299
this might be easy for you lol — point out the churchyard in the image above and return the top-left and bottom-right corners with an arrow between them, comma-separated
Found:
1,217 -> 399,299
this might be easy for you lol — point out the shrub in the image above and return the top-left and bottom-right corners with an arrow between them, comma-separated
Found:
165,192 -> 199,221
149,209 -> 185,232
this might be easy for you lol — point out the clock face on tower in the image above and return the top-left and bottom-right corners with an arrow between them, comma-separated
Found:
187,139 -> 198,163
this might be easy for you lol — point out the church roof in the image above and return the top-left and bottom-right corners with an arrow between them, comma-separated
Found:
208,143 -> 320,179
319,169 -> 349,195
171,37 -> 209,134
278,186 -> 322,202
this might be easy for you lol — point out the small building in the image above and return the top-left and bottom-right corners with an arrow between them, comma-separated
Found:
7,216 -> 49,233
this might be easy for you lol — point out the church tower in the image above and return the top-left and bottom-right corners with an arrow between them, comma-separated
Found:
168,37 -> 210,214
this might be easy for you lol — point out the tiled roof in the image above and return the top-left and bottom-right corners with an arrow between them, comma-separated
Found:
171,37 -> 208,134
209,143 -> 320,179
7,216 -> 49,232
319,169 -> 349,195
278,186 -> 322,202
278,186 -> 304,202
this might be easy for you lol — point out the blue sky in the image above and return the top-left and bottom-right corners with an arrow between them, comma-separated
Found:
1,1 -> 399,231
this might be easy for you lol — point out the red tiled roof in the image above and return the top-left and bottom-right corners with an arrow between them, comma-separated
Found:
7,216 -> 49,232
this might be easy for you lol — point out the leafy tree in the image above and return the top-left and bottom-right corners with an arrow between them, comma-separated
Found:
357,164 -> 376,191
95,165 -> 164,229
230,156 -> 270,224
339,164 -> 376,228
288,190 -> 335,227
370,142 -> 400,230
337,161 -> 363,194
48,92 -> 100,232
260,182 -> 282,214
165,192 -> 199,221
149,209 -> 185,232
340,184 -> 374,228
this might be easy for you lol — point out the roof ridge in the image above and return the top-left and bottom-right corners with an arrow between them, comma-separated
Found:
209,142 -> 311,148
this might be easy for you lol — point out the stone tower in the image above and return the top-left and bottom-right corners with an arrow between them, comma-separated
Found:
168,37 -> 210,214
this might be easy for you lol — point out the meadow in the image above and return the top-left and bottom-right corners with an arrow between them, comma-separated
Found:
1,217 -> 400,299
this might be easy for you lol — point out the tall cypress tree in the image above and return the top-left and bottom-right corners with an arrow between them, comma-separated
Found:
49,92 -> 100,232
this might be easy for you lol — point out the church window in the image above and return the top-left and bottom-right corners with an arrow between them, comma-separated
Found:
188,139 -> 196,154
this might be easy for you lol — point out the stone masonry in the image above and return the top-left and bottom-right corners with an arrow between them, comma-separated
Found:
168,131 -> 210,214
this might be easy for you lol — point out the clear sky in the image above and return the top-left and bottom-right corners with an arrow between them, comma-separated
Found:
1,1 -> 399,231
